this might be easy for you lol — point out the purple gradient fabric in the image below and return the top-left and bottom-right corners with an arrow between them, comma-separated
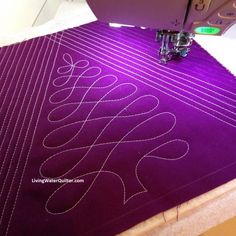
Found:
0,21 -> 236,236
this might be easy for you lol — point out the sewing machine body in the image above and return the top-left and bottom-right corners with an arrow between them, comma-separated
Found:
86,0 -> 236,62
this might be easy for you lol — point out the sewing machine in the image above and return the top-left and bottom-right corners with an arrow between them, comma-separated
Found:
86,0 -> 236,63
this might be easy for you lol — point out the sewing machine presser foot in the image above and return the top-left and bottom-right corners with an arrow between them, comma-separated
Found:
156,30 -> 195,64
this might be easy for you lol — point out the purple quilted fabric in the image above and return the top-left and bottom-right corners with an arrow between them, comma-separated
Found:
0,21 -> 236,236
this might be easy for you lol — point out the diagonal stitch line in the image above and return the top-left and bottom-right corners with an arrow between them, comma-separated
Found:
0,46 -> 12,96
0,46 -> 14,74
0,40 -> 36,152
0,37 -> 50,230
0,42 -> 31,120
5,32 -> 63,236
0,74 -> 30,169
0,39 -> 37,144
80,24 -> 228,72
0,45 -> 22,104
0,42 -> 29,109
78,25 -> 236,90
90,24 -> 236,82
0,37 -> 51,231
68,28 -> 236,115
0,75 -> 33,191
0,38 -> 47,201
104,27 -> 199,62
70,28 -> 236,104
0,36 -> 51,231
50,31 -> 236,117
47,35 -> 236,127
121,25 -> 236,76
47,34 -> 234,127
50,33 -> 236,118
106,26 -> 211,62
86,24 -> 236,91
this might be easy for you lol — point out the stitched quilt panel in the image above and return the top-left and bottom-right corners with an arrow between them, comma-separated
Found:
0,21 -> 236,236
